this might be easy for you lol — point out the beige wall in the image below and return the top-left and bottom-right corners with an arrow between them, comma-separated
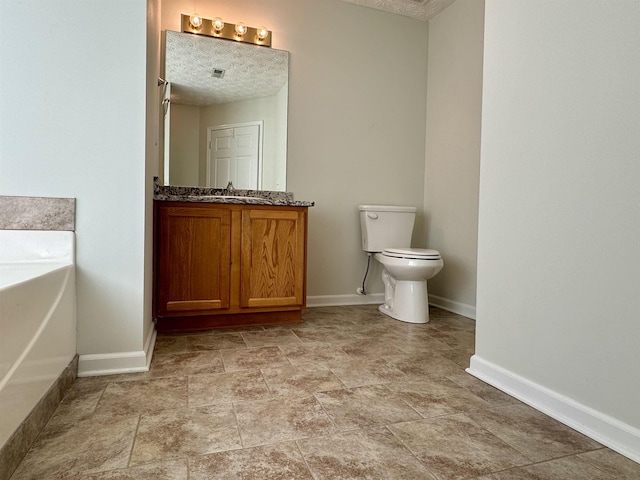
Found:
169,104 -> 200,185
161,0 -> 430,303
423,0 -> 484,318
272,83 -> 288,192
473,0 -> 640,461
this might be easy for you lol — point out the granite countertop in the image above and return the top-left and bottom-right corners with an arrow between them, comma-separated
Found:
154,181 -> 314,207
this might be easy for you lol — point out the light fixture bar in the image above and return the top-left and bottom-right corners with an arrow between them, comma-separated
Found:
181,14 -> 272,47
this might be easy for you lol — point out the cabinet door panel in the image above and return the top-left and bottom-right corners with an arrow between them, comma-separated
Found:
157,206 -> 231,314
241,209 -> 306,308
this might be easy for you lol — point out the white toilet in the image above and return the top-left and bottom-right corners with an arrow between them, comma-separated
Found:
359,205 -> 443,324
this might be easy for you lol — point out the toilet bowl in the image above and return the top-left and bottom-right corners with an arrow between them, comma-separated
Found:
375,248 -> 443,323
359,204 -> 443,324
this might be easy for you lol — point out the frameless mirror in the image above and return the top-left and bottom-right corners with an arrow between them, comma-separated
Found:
163,30 -> 289,190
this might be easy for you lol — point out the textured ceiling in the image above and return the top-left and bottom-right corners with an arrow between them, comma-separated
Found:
339,0 -> 455,21
165,31 -> 288,106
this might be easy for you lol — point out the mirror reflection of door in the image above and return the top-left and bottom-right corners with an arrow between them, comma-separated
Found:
164,31 -> 289,190
207,121 -> 263,190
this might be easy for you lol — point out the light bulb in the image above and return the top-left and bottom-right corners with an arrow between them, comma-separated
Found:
256,26 -> 269,41
212,17 -> 224,33
235,22 -> 247,37
189,14 -> 203,29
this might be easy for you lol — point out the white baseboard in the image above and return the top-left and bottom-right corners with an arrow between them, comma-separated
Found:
306,293 -> 384,308
467,355 -> 640,463
306,292 -> 476,322
428,294 -> 476,320
78,327 -> 157,377
144,326 -> 157,370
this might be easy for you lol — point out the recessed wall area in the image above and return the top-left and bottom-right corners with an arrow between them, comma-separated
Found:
423,0 -> 484,318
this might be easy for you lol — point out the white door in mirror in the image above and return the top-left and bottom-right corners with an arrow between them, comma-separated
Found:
207,121 -> 263,189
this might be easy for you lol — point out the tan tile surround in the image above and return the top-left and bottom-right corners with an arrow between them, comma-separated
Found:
8,306 -> 640,479
0,196 -> 75,231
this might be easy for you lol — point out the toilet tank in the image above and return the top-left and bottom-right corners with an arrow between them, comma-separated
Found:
359,205 -> 417,252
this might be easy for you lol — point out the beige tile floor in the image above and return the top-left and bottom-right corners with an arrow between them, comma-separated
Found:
9,306 -> 640,479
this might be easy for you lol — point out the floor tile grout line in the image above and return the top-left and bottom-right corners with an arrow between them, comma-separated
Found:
125,414 -> 142,469
310,391 -> 341,433
217,349 -> 230,373
230,401 -> 247,449
462,402 -> 603,466
458,410 -> 540,470
294,439 -> 321,480
386,383 -> 427,419
257,367 -> 276,395
472,446 -> 612,478
239,331 -> 250,348
576,446 -> 627,476
291,328 -> 305,344
277,344 -> 296,367
328,366 -> 350,390
91,380 -> 110,415
383,423 -> 442,480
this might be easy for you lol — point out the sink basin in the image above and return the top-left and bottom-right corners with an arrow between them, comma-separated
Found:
187,195 -> 273,205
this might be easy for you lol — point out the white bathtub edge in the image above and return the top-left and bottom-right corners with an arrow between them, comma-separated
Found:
0,230 -> 75,264
77,327 -> 157,377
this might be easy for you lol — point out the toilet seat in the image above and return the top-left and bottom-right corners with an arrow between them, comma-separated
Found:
382,248 -> 441,260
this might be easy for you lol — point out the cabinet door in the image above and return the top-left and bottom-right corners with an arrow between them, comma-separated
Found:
240,209 -> 306,308
157,205 -> 231,315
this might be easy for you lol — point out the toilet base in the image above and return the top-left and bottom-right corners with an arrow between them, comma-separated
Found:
378,279 -> 430,324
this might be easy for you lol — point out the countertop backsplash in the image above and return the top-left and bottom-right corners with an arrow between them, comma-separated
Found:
154,178 -> 314,207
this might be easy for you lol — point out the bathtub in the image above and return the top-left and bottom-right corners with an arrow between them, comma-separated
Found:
0,230 -> 76,448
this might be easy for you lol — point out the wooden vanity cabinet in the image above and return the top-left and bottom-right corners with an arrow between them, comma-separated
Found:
240,209 -> 306,309
155,204 -> 231,316
153,201 -> 308,331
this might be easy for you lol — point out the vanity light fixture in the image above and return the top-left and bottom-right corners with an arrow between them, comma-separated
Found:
256,26 -> 269,41
234,22 -> 248,38
189,14 -> 203,29
212,17 -> 225,33
180,14 -> 272,47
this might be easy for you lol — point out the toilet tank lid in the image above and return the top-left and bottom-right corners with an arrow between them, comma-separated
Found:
358,205 -> 417,213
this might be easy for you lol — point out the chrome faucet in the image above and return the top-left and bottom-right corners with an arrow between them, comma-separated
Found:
224,181 -> 235,195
